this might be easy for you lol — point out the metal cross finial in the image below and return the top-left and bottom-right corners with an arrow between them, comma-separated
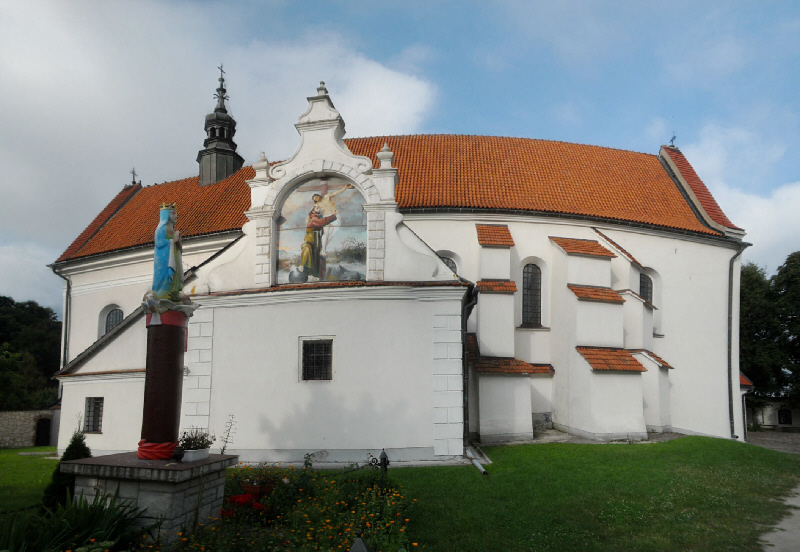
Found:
670,132 -> 676,147
218,64 -> 225,77
130,167 -> 137,185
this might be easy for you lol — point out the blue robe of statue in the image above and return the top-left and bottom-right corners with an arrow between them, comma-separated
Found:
152,208 -> 177,299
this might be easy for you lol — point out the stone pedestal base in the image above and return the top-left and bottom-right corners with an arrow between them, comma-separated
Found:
60,452 -> 238,545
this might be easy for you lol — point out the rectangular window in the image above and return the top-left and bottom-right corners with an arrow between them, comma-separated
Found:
778,409 -> 793,425
301,338 -> 333,380
84,397 -> 104,433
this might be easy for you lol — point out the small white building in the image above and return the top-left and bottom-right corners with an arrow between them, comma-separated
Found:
52,79 -> 750,462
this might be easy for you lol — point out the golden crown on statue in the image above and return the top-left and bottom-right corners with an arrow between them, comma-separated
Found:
159,202 -> 177,210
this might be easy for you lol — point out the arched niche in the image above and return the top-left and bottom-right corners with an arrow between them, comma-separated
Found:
275,175 -> 367,284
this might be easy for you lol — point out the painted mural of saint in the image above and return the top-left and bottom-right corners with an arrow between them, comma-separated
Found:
298,182 -> 355,279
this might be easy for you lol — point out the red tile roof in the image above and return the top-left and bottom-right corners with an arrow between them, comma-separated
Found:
629,349 -> 673,369
205,280 -> 469,296
576,346 -> 646,372
476,280 -> 518,293
57,135 -> 732,263
662,146 -> 740,230
475,224 -> 515,247
593,228 -> 644,268
568,284 -> 625,303
57,168 -> 254,262
348,136 -> 722,235
56,184 -> 141,262
550,237 -> 616,258
740,373 -> 754,387
467,334 -> 553,375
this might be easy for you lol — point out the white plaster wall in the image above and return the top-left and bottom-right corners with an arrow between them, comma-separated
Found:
622,294 -> 653,351
567,256 -> 612,287
199,287 -> 464,462
598,228 -> 741,440
75,319 -> 147,374
588,372 -> 647,439
515,328 -> 551,364
638,354 -> 671,431
609,255 -> 637,291
530,376 -> 553,414
575,301 -> 624,348
477,374 -> 533,441
60,236 -> 237,366
476,294 -> 515,357
58,376 -> 145,455
479,247 -> 511,280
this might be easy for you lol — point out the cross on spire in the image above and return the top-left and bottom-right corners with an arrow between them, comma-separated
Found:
214,64 -> 229,112
130,167 -> 137,185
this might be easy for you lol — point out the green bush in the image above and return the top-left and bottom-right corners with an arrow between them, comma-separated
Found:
0,490 -> 152,552
41,429 -> 92,511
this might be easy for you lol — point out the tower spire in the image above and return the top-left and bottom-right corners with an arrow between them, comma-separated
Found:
214,64 -> 228,112
197,66 -> 244,186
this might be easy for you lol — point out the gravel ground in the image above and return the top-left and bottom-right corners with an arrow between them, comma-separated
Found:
747,430 -> 800,455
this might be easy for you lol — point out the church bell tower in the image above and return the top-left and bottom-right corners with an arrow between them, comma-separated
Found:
197,66 -> 244,186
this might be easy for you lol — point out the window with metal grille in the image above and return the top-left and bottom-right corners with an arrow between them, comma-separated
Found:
302,339 -> 333,380
439,256 -> 457,275
105,308 -> 123,334
640,273 -> 653,304
779,409 -> 793,425
84,397 -> 104,433
522,263 -> 542,327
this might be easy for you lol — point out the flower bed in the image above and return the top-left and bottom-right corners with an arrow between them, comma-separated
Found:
173,463 -> 415,551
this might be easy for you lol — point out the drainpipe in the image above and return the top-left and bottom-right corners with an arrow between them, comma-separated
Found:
50,266 -> 71,401
727,243 -> 748,439
461,282 -> 478,447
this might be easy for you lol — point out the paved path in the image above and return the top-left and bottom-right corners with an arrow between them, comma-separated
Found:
747,431 -> 800,551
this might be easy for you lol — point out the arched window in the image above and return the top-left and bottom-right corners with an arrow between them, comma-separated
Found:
439,256 -> 457,275
104,308 -> 123,335
522,263 -> 542,327
640,273 -> 653,304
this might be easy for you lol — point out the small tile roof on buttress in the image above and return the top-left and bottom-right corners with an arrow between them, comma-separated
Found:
550,237 -> 616,258
576,347 -> 646,372
57,135 -> 738,263
467,334 -> 554,375
475,224 -> 515,247
476,280 -> 518,293
567,284 -> 625,303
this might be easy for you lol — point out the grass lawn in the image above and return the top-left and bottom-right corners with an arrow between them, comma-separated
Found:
392,436 -> 800,552
0,446 -> 58,513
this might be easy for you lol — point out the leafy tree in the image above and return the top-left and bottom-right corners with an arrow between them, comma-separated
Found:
772,252 -> 800,406
739,262 -> 787,396
0,343 -> 57,410
0,296 -> 61,411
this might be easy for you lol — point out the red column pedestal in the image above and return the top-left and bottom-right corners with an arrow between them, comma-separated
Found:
138,311 -> 187,460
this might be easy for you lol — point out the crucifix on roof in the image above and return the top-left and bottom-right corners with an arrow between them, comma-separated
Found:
130,167 -> 137,185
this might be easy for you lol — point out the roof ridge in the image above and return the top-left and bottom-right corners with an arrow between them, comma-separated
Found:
344,134 -> 657,157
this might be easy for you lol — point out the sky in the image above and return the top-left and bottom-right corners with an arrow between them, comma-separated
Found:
1,1 -> 798,317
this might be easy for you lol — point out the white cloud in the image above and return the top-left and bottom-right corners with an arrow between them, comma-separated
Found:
0,242 -> 64,312
683,125 -> 797,273
0,2 -> 435,310
661,34 -> 752,87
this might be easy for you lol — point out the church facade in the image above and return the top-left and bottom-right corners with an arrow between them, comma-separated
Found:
52,78 -> 749,462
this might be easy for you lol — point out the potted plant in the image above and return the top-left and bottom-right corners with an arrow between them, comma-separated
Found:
178,427 -> 216,462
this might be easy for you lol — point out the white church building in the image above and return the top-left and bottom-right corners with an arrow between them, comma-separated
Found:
51,78 -> 750,462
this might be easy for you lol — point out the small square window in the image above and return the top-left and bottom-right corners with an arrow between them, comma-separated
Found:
778,409 -> 792,425
302,339 -> 333,380
84,397 -> 104,433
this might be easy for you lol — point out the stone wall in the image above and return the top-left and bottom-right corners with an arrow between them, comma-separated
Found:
0,410 -> 54,448
63,453 -> 238,544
